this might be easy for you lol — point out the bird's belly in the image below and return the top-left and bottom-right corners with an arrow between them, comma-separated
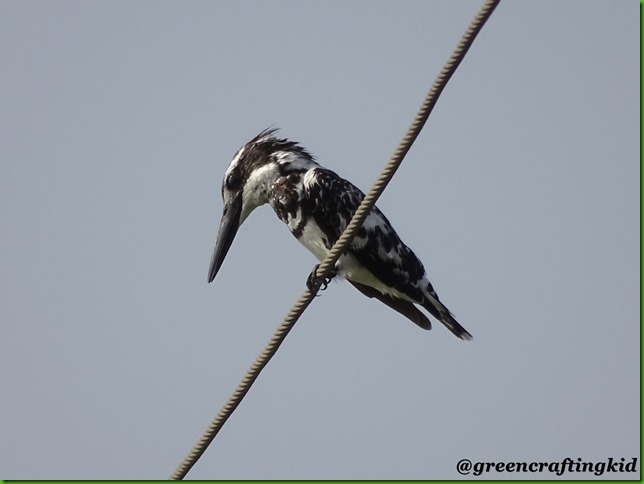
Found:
289,220 -> 416,302
293,219 -> 417,304
337,253 -> 416,303
295,219 -> 332,262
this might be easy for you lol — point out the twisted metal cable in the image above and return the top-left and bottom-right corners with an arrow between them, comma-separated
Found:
170,0 -> 499,479
316,0 -> 500,278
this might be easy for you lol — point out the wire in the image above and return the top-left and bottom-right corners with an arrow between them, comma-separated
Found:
170,0 -> 500,479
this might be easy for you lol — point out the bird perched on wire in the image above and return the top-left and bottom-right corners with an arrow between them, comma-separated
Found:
208,128 -> 472,340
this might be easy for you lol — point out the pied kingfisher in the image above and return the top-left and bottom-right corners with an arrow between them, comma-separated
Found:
208,128 -> 472,340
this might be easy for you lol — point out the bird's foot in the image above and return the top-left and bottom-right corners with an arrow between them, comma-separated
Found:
306,264 -> 337,293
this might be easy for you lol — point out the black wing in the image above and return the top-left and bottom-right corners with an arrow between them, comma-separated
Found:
305,168 -> 428,302
349,281 -> 431,330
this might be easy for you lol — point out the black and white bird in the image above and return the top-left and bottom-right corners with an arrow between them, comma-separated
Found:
208,128 -> 472,340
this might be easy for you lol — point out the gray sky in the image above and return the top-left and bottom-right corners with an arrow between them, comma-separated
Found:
1,0 -> 639,480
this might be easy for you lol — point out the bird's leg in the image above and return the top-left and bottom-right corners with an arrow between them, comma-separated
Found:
306,264 -> 337,293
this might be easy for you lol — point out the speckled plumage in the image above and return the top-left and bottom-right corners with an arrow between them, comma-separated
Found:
208,128 -> 472,340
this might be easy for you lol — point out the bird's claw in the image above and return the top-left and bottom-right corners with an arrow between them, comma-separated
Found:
306,264 -> 336,294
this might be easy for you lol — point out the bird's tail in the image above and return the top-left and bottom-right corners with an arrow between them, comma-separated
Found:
421,295 -> 472,340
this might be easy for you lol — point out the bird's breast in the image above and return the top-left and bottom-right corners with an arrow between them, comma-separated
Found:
269,175 -> 302,224
295,218 -> 332,262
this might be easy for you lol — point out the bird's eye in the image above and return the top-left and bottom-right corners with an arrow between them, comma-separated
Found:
225,172 -> 241,190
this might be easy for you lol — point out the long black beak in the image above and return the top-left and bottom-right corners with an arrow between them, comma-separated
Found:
208,194 -> 242,283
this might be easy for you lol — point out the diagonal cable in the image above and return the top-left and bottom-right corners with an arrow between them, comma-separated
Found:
316,0 -> 500,279
170,0 -> 500,479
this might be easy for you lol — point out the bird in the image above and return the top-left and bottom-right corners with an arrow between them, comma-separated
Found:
208,128 -> 472,340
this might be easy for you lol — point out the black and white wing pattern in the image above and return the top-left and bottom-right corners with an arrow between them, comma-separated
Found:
300,167 -> 472,339
210,127 -> 471,339
303,168 -> 433,327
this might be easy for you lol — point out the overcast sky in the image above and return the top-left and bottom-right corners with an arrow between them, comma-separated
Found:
1,0 -> 639,480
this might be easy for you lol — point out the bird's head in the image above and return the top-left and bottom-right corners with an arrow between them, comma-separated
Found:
208,128 -> 317,283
